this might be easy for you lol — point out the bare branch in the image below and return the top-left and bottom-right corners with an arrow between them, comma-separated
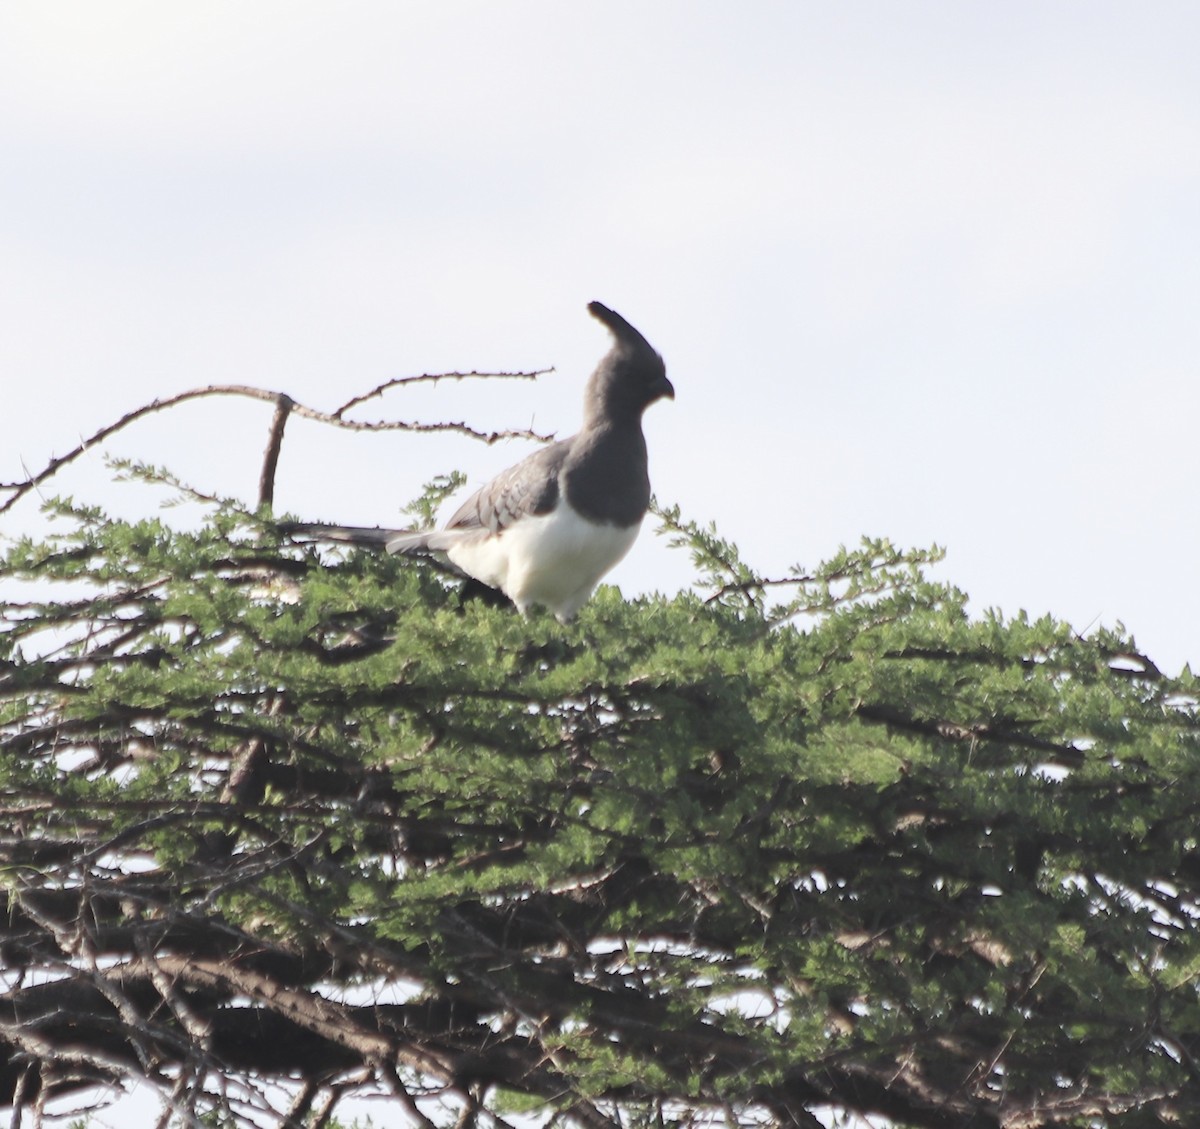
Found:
332,369 -> 551,419
377,1061 -> 440,1129
1,377 -> 555,515
258,394 -> 294,511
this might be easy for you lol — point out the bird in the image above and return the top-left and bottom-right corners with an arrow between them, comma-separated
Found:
287,302 -> 673,622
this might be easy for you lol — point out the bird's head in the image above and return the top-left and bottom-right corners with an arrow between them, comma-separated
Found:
584,301 -> 674,421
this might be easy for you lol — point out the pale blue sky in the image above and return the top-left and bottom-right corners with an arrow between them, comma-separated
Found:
4,1 -> 1200,682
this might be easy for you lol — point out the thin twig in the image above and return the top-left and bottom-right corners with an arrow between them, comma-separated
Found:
702,575 -> 816,605
333,369 -> 551,419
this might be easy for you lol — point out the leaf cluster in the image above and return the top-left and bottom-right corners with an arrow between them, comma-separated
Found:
2,492 -> 1199,1128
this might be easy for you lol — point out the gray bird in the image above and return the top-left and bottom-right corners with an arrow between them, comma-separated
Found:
287,302 -> 673,622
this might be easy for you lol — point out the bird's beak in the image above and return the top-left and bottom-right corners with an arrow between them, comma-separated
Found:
657,375 -> 676,401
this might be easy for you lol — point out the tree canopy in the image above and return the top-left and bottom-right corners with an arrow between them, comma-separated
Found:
2,398 -> 1199,1128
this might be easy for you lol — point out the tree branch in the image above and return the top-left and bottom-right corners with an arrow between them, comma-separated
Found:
258,394 -> 294,511
332,369 -> 551,419
1,377 -> 554,515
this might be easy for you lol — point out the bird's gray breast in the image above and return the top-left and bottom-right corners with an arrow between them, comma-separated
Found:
562,426 -> 650,528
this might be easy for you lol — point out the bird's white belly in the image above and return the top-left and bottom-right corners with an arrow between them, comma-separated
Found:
447,506 -> 641,621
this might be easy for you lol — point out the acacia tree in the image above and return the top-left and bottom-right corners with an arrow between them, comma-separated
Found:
1,381 -> 1199,1128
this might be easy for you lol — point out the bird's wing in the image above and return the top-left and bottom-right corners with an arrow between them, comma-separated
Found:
433,439 -> 573,539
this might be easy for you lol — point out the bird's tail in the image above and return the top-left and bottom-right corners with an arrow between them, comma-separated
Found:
384,530 -> 437,555
279,521 -> 399,546
278,520 -> 446,557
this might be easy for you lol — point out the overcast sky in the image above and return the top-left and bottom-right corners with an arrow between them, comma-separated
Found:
3,6 -> 1200,1125
4,2 -> 1200,681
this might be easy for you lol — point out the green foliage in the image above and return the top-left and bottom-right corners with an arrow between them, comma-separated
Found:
402,471 -> 469,530
2,488 -> 1199,1128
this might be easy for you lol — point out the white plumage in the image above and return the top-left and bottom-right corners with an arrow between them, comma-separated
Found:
442,505 -> 642,623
